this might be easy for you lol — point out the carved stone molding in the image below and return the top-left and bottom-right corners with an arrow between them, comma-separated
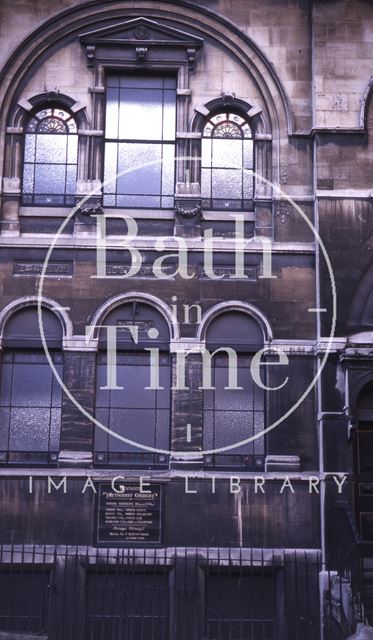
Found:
135,46 -> 148,66
78,202 -> 104,217
276,202 -> 291,223
175,201 -> 201,219
80,17 -> 203,71
2,177 -> 20,195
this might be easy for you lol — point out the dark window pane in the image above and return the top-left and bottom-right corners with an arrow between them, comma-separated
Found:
34,194 -> 66,205
156,409 -> 170,449
50,408 -> 62,450
12,364 -> 52,407
0,408 -> 10,449
111,365 -> 156,408
0,364 -> 12,405
95,408 -> 109,451
361,513 -> 373,540
108,408 -> 157,452
95,355 -> 171,458
203,354 -> 265,457
120,76 -> 165,88
9,407 -> 51,450
358,432 -> 373,471
0,353 -> 62,455
107,76 -> 120,88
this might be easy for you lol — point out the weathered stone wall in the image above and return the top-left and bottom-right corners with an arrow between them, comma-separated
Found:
0,0 -> 371,564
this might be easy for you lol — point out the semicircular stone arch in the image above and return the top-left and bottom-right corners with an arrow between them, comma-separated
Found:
0,296 -> 73,345
0,0 -> 292,181
197,301 -> 273,345
89,292 -> 179,344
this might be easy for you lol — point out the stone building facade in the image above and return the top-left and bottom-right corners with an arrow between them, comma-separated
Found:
0,0 -> 372,638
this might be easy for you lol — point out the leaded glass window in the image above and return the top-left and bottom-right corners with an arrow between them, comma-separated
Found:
203,312 -> 265,470
204,355 -> 265,462
22,107 -> 78,206
95,353 -> 171,465
103,75 -> 176,209
201,112 -> 254,210
0,352 -> 62,463
94,302 -> 171,466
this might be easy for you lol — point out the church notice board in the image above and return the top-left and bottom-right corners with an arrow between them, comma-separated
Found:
95,482 -> 163,546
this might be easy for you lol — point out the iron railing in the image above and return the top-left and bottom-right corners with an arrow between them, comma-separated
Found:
0,545 -> 322,640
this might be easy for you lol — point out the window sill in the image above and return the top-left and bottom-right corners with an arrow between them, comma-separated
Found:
20,206 -> 72,217
19,206 -> 256,222
104,207 -> 175,219
19,206 -> 176,219
202,210 -> 255,221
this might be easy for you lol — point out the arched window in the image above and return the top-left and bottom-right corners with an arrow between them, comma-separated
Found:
201,112 -> 254,210
0,307 -> 63,464
203,311 -> 265,469
22,107 -> 78,206
94,301 -> 171,467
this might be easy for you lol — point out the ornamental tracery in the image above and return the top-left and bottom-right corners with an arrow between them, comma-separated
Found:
203,113 -> 252,139
26,108 -> 77,134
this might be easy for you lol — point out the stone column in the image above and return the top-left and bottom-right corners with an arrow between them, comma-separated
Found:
1,128 -> 23,236
170,351 -> 204,469
59,339 -> 97,467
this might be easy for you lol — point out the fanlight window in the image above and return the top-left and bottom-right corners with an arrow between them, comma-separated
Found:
201,113 -> 254,210
22,107 -> 78,206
